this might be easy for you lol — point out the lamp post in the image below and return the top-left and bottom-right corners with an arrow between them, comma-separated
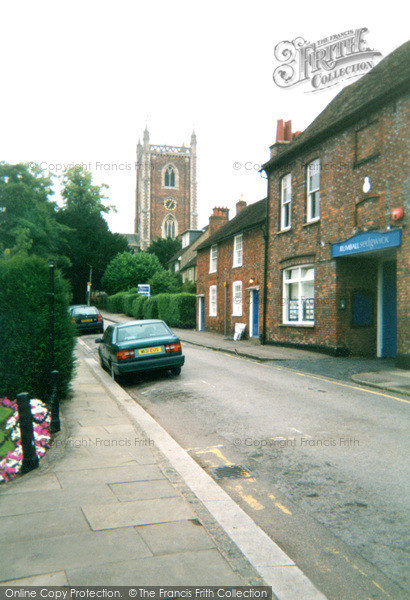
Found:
48,259 -> 55,376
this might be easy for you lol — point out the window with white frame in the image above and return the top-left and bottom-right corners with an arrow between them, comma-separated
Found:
307,159 -> 320,222
209,245 -> 217,273
232,281 -> 242,316
281,173 -> 292,230
283,265 -> 315,324
233,234 -> 243,267
209,285 -> 217,316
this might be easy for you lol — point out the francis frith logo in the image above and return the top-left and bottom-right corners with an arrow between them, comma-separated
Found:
273,27 -> 382,92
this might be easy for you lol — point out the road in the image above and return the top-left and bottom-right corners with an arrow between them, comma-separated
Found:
82,334 -> 410,600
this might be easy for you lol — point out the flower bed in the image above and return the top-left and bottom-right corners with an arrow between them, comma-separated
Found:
0,397 -> 51,483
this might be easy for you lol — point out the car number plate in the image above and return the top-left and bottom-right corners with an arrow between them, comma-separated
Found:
81,318 -> 93,323
138,347 -> 161,355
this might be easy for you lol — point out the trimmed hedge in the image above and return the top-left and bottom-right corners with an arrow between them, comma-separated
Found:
106,292 -> 196,328
0,255 -> 75,402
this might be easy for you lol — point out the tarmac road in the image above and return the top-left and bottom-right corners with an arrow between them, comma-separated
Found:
82,334 -> 410,600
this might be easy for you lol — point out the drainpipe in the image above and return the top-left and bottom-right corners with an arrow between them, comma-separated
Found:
224,282 -> 228,337
261,183 -> 270,345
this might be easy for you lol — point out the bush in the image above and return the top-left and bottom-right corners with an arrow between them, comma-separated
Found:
131,295 -> 149,319
101,251 -> 162,295
123,292 -> 139,316
143,295 -> 159,319
182,281 -> 197,294
148,270 -> 181,295
156,293 -> 196,328
106,291 -> 128,313
0,255 -> 75,401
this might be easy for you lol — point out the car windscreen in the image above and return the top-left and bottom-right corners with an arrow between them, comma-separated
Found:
116,323 -> 170,342
72,307 -> 99,316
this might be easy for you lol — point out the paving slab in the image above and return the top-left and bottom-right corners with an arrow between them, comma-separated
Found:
1,571 -> 69,585
0,528 -> 151,582
56,464 -> 165,487
82,497 -> 195,530
0,473 -> 61,494
0,484 -> 117,517
109,479 -> 180,501
136,520 -> 217,555
67,549 -> 243,586
0,507 -> 89,542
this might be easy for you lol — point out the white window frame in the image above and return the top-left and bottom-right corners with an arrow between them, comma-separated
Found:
282,265 -> 315,325
209,245 -> 217,273
232,281 -> 243,316
233,234 -> 243,267
209,285 -> 217,317
307,159 -> 320,222
162,163 -> 179,189
281,173 -> 292,230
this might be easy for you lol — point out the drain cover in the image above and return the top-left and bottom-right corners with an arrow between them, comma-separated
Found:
211,465 -> 251,479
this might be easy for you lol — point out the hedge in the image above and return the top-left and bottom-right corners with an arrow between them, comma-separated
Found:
0,255 -> 75,402
106,292 -> 196,328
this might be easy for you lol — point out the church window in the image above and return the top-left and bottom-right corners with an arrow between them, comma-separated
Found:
165,166 -> 176,188
164,215 -> 177,239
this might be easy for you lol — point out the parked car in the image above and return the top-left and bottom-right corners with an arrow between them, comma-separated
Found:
95,319 -> 185,380
69,305 -> 104,334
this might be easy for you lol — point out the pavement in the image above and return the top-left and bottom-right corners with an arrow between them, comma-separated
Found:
0,342 -> 328,600
101,310 -> 410,397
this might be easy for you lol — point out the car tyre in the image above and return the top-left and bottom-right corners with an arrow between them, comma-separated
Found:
110,362 -> 119,382
171,367 -> 181,376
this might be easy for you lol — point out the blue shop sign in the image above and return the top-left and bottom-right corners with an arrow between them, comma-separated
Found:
331,230 -> 402,258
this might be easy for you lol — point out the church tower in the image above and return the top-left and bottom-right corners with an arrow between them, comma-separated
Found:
135,128 -> 198,250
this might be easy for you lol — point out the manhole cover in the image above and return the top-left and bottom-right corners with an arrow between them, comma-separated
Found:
211,465 -> 251,479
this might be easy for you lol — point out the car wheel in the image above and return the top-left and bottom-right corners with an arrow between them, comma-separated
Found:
99,352 -> 105,370
110,362 -> 120,383
171,367 -> 181,376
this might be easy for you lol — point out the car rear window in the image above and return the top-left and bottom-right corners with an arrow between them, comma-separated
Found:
72,307 -> 99,316
116,322 -> 170,342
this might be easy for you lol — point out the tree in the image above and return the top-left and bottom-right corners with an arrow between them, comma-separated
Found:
56,167 -> 128,303
147,237 -> 182,268
149,269 -> 182,295
102,251 -> 163,295
0,162 -> 68,260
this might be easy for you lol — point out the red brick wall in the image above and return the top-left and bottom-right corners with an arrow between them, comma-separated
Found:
196,228 -> 265,337
265,93 -> 409,357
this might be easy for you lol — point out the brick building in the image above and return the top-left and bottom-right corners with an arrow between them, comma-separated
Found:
262,41 -> 409,364
135,128 -> 198,249
196,199 -> 267,336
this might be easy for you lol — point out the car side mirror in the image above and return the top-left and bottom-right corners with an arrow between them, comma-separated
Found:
95,338 -> 103,343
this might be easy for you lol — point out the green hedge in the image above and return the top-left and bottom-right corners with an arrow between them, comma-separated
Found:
106,292 -> 196,328
106,291 -> 128,313
0,255 -> 75,402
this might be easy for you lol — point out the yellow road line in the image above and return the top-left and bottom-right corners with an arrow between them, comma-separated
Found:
269,493 -> 292,515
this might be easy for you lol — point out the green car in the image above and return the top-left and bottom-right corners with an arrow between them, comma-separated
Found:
96,319 -> 185,381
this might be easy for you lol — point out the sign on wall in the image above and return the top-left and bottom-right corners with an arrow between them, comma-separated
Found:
331,230 -> 401,258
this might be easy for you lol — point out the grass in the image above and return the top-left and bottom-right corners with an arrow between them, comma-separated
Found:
0,404 -> 14,460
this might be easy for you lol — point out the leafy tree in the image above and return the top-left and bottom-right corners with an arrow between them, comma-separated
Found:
102,251 -> 163,295
147,237 -> 182,268
148,269 -> 182,295
56,167 -> 128,303
0,162 -> 68,260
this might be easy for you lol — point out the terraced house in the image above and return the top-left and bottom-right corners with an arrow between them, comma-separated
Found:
262,41 -> 409,364
196,42 -> 409,365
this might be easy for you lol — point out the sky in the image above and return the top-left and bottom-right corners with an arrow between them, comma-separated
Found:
0,1 -> 408,233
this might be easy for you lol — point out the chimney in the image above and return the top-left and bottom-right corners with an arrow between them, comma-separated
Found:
209,207 -> 229,236
270,118 -> 293,158
236,194 -> 247,215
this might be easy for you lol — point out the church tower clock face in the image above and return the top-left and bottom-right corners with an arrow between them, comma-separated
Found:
164,198 -> 177,210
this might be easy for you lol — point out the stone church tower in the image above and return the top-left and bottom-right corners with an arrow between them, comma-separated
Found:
135,128 -> 198,250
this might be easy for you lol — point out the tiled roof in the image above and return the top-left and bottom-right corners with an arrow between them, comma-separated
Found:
263,40 -> 410,171
196,198 -> 267,251
180,255 -> 197,271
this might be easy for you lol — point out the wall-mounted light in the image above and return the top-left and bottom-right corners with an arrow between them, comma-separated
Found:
339,298 -> 347,310
363,177 -> 371,193
249,278 -> 255,285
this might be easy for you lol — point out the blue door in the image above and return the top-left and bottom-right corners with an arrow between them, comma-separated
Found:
381,261 -> 397,357
198,297 -> 205,331
251,290 -> 259,337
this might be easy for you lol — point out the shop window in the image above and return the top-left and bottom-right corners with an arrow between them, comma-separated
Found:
209,245 -> 217,273
232,281 -> 243,316
281,173 -> 292,230
283,265 -> 315,325
233,234 -> 243,267
209,285 -> 217,316
352,290 -> 374,326
307,159 -> 320,222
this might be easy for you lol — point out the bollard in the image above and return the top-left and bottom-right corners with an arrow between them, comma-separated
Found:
49,370 -> 60,434
16,393 -> 39,473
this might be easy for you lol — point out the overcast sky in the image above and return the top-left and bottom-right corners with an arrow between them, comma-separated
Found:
1,1 -> 407,233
